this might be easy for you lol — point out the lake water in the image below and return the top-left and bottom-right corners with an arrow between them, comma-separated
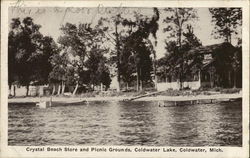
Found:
8,100 -> 242,146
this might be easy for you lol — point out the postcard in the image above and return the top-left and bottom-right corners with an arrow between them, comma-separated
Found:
1,0 -> 249,157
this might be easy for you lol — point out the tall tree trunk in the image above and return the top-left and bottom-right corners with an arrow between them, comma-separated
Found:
198,70 -> 201,88
115,18 -> 121,92
140,80 -> 143,91
72,83 -> 79,96
117,70 -> 121,92
61,81 -> 65,94
228,71 -> 231,88
233,69 -> 236,88
179,72 -> 183,90
100,83 -> 103,92
13,85 -> 16,97
52,84 -> 55,95
126,82 -> 129,91
26,84 -> 29,96
209,72 -> 213,88
140,68 -> 143,91
136,66 -> 139,92
178,17 -> 183,90
153,57 -> 157,90
57,84 -> 61,95
178,34 -> 183,90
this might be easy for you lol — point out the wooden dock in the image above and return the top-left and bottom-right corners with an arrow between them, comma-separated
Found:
124,92 -> 242,102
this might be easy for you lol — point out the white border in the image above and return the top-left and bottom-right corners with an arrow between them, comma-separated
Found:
1,1 -> 249,158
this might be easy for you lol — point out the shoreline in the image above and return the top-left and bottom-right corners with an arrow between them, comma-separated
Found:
8,93 -> 242,104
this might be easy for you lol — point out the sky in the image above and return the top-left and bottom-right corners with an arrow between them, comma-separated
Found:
9,7 -> 240,59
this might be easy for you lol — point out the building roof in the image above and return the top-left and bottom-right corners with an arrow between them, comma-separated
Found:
186,42 -> 236,57
157,42 -> 237,75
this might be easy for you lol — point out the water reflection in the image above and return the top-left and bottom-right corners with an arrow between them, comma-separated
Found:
117,101 -> 158,145
8,100 -> 242,146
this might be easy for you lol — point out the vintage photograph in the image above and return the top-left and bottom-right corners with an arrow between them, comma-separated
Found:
7,6 -> 243,147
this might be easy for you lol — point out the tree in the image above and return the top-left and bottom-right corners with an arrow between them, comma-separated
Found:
49,52 -> 69,95
183,24 -> 202,48
97,60 -> 112,91
124,35 -> 153,91
147,8 -> 159,89
209,8 -> 242,43
163,8 -> 198,89
97,8 -> 159,91
98,14 -> 125,92
158,25 -> 202,84
209,8 -> 242,87
8,17 -> 54,96
34,36 -> 58,85
232,46 -> 242,88
58,22 -> 107,95
182,25 -> 203,79
84,45 -> 111,91
119,8 -> 160,91
8,30 -> 18,96
160,40 -> 183,83
120,42 -> 136,90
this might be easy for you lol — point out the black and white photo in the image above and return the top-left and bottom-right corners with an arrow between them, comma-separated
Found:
1,1 -> 249,158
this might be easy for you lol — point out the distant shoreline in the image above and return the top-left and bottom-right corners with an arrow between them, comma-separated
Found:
8,92 -> 242,105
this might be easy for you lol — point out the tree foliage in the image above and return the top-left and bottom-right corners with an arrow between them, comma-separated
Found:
162,8 -> 198,88
163,8 -> 198,46
209,8 -> 242,43
159,25 -> 202,82
8,17 -> 56,96
54,22 -> 111,94
119,8 -> 160,90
